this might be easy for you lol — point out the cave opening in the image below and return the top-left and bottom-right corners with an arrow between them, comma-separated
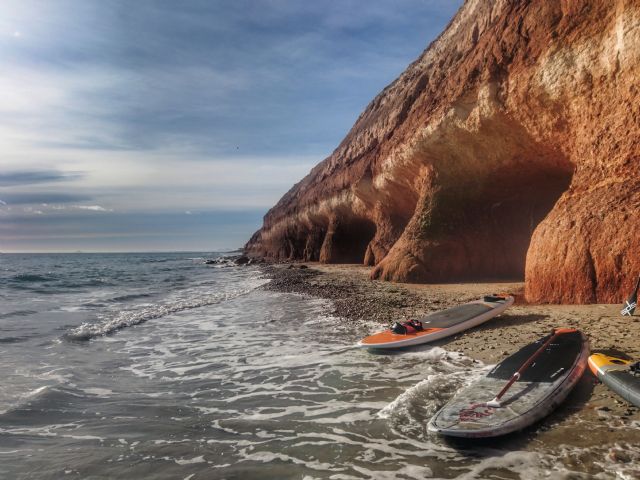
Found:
441,165 -> 574,282
321,216 -> 377,264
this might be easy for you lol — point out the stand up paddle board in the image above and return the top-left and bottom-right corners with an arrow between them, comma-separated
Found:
357,295 -> 513,349
428,328 -> 589,438
588,353 -> 640,407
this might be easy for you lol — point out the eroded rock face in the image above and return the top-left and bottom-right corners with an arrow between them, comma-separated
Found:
246,0 -> 640,304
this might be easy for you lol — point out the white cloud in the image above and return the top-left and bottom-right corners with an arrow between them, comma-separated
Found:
0,0 -> 461,253
23,206 -> 43,215
75,205 -> 111,212
0,56 -> 319,213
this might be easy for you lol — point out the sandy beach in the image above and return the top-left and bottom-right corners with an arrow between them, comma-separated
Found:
262,262 -> 640,464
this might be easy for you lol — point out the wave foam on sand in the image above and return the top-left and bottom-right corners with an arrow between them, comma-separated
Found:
65,277 -> 268,341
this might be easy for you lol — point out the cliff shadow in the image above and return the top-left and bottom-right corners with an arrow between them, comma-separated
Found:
465,313 -> 550,333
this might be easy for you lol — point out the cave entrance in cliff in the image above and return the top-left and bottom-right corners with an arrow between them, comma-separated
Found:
321,217 -> 376,264
372,160 -> 575,284
463,166 -> 573,281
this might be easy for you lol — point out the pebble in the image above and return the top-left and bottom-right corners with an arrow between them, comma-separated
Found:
608,449 -> 631,463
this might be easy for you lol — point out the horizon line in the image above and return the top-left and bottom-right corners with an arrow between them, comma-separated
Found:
0,248 -> 244,255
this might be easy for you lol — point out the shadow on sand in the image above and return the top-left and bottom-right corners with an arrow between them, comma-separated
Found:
363,313 -> 550,356
464,313 -> 551,334
591,347 -> 634,360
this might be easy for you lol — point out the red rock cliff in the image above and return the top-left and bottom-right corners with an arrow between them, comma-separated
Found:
246,0 -> 640,304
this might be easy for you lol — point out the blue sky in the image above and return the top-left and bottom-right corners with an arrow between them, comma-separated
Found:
0,0 -> 462,252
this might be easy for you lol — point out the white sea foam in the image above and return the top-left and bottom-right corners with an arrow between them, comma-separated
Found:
63,435 -> 103,441
0,384 -> 51,415
350,463 -> 434,480
239,451 -> 343,473
379,354 -> 491,438
0,449 -> 34,455
174,455 -> 206,465
25,385 -> 49,398
83,388 -> 113,397
448,451 -> 547,479
59,306 -> 84,312
65,277 -> 268,341
0,423 -> 84,438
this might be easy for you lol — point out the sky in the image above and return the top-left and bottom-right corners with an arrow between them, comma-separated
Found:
0,0 -> 462,252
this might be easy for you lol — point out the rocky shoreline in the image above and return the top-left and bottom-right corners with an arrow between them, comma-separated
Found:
260,263 -> 463,324
260,263 -> 640,359
260,262 -> 640,457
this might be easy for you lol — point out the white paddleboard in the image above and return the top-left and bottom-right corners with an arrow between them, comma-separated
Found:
428,329 -> 589,438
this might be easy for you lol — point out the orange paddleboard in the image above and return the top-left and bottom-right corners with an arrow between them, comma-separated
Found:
358,295 -> 514,349
359,327 -> 445,346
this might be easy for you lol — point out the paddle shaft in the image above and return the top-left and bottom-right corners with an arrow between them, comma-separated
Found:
630,275 -> 640,302
488,330 -> 560,406
621,275 -> 640,315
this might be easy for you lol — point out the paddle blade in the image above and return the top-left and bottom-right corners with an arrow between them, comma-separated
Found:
621,301 -> 637,316
621,276 -> 640,316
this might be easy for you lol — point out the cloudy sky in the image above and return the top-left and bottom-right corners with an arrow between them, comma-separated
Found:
0,0 -> 461,252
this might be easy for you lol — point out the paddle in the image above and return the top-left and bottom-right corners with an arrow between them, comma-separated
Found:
621,275 -> 640,316
486,329 -> 563,408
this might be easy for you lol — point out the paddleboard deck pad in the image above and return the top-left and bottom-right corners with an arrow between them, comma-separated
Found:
358,295 -> 514,349
428,329 -> 589,438
589,353 -> 640,407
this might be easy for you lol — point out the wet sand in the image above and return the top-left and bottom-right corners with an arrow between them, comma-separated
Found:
261,262 -> 640,471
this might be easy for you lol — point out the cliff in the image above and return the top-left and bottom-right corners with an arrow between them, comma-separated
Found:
246,0 -> 640,304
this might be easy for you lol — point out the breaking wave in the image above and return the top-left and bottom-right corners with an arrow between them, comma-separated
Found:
64,281 -> 266,341
8,273 -> 53,283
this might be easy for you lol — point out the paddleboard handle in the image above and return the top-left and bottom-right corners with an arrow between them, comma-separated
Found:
486,329 -> 566,408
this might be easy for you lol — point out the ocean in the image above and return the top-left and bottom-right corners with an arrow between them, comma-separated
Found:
0,253 -> 637,479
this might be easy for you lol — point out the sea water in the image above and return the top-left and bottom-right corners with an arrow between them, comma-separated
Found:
0,253 -> 637,479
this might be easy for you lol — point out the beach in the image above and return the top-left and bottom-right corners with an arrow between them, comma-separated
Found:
2,253 -> 640,478
263,262 -> 640,464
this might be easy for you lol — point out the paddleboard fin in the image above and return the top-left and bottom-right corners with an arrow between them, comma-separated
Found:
484,294 -> 507,302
